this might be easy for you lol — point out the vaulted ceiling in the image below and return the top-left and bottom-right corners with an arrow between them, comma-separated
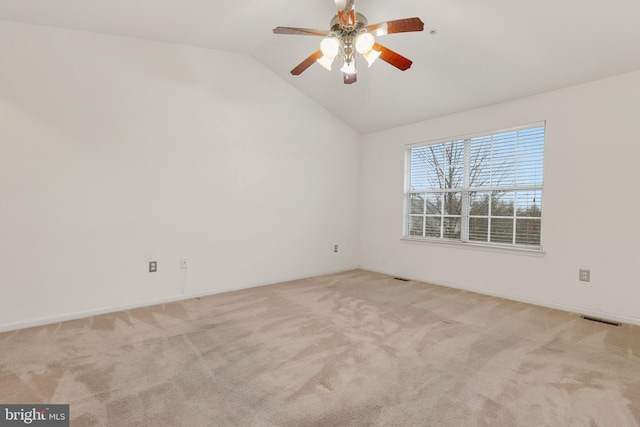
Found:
2,0 -> 640,134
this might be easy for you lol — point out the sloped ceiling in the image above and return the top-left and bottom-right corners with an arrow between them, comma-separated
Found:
2,0 -> 640,134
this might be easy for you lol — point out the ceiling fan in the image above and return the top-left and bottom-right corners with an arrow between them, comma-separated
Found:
273,0 -> 424,84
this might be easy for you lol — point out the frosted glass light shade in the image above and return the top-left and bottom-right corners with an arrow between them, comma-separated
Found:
320,37 -> 340,58
363,49 -> 381,67
317,55 -> 335,70
340,60 -> 356,74
354,32 -> 375,54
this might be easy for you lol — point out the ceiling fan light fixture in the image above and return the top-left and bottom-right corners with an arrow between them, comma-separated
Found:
354,32 -> 375,55
316,55 -> 335,71
363,48 -> 382,67
340,59 -> 357,74
320,36 -> 341,58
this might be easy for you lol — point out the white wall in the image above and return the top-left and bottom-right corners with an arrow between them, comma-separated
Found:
3,21 -> 639,333
360,70 -> 640,325
0,21 -> 360,331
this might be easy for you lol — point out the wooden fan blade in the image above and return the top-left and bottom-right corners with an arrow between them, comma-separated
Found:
273,27 -> 331,36
343,72 -> 357,84
365,18 -> 425,37
373,43 -> 413,71
291,50 -> 323,75
336,0 -> 356,29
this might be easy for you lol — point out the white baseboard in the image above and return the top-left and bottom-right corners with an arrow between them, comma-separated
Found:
4,267 -> 637,333
365,267 -> 640,327
0,267 -> 356,333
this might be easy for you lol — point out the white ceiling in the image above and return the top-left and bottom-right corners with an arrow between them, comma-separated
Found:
2,0 -> 640,134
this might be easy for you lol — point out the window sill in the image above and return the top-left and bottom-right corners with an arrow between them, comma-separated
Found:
400,237 -> 546,257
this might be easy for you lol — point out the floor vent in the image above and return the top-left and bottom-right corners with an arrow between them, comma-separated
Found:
393,277 -> 411,282
581,315 -> 621,327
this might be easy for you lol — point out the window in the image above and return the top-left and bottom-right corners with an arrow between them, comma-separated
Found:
405,123 -> 544,249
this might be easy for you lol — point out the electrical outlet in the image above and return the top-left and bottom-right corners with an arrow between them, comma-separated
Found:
334,245 -> 338,253
180,258 -> 188,269
149,261 -> 157,273
579,269 -> 590,282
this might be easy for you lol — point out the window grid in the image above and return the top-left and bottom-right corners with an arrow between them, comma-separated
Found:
405,124 -> 544,249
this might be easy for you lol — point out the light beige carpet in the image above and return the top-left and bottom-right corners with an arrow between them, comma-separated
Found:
1,270 -> 639,426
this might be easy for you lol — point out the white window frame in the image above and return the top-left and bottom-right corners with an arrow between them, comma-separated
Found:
403,122 -> 545,254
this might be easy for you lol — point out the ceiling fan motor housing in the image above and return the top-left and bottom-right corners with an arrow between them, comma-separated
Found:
330,12 -> 368,33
